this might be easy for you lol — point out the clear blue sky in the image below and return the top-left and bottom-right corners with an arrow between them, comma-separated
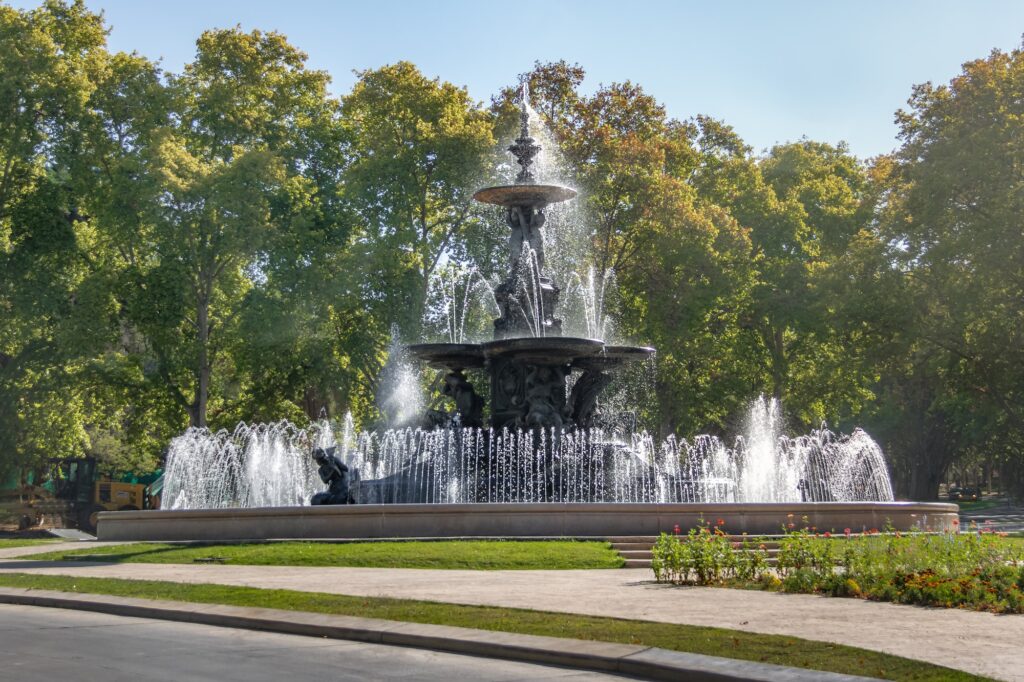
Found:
12,0 -> 1024,157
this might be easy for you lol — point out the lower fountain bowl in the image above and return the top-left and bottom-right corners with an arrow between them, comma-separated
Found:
97,501 -> 958,542
405,343 -> 485,370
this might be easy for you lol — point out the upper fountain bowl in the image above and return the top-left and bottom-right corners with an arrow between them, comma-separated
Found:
473,184 -> 577,208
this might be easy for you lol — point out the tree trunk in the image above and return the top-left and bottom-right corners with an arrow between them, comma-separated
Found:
190,296 -> 211,428
303,386 -> 328,421
906,452 -> 945,501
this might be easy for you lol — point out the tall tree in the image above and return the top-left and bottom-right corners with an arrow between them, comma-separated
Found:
0,0 -> 115,476
85,28 -> 333,428
340,62 -> 494,337
875,44 -> 1024,497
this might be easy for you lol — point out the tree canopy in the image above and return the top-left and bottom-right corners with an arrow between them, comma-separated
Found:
1,2 -> 1021,499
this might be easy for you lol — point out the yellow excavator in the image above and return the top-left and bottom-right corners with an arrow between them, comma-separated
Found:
1,457 -> 161,534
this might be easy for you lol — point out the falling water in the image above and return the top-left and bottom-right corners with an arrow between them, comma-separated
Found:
163,396 -> 895,509
377,332 -> 424,428
423,265 -> 500,343
562,267 -> 617,340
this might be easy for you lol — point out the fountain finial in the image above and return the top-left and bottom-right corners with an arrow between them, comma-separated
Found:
508,80 -> 541,184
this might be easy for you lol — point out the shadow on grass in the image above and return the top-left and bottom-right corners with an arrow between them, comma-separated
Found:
27,545 -> 199,565
0,560 -> 124,569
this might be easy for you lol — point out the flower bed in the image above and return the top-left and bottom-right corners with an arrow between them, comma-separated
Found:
652,517 -> 1024,613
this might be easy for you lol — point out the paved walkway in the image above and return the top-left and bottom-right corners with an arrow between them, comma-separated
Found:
961,502 -> 1024,534
0,544 -> 1021,681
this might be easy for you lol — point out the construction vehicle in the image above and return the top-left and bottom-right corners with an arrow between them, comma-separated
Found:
0,457 -> 161,534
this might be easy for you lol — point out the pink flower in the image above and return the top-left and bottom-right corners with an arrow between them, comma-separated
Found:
823,531 -> 831,538
844,528 -> 852,537
673,524 -> 681,535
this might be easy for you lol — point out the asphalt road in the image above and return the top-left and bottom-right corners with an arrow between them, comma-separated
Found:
0,604 -> 634,681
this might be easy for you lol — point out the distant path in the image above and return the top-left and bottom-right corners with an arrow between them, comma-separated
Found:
0,557 -> 1020,681
960,502 -> 1024,534
0,603 -> 630,682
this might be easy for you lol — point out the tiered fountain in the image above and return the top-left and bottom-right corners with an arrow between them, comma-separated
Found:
407,90 -> 653,433
97,87 -> 957,542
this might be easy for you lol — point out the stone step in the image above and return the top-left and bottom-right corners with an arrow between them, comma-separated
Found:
610,541 -> 783,551
623,558 -> 782,570
614,544 -> 784,568
604,536 -> 660,543
608,542 -> 655,551
606,534 -> 790,543
618,548 -> 782,558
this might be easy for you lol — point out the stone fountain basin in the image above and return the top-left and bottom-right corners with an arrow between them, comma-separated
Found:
473,184 -> 577,207
96,501 -> 960,542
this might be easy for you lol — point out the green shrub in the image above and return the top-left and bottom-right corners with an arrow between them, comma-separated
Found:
653,518 -> 1024,613
651,518 -> 770,586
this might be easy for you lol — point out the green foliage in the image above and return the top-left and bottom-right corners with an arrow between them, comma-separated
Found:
655,520 -> 1024,614
652,519 -> 771,585
1,7 -> 1020,496
340,62 -> 494,337
871,44 -> 1024,497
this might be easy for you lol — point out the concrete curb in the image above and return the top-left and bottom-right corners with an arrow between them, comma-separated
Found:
0,587 -> 879,681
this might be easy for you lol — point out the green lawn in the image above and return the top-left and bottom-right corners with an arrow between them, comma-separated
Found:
0,573 -> 988,682
29,539 -> 625,570
0,538 -> 59,549
955,499 -> 1005,512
